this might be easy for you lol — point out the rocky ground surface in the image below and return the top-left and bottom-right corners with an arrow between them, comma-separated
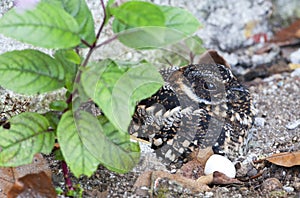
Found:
47,69 -> 300,198
0,0 -> 300,197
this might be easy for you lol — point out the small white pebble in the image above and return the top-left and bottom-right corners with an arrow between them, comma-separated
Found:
283,186 -> 294,193
290,48 -> 300,64
286,119 -> 300,130
204,191 -> 214,198
279,137 -> 285,141
204,154 -> 236,178
254,117 -> 266,127
291,68 -> 300,77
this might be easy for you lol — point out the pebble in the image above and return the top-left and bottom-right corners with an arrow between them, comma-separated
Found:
204,191 -> 214,198
291,68 -> 300,77
293,182 -> 300,191
261,178 -> 282,191
283,186 -> 294,193
285,119 -> 300,130
290,48 -> 300,64
254,117 -> 266,127
204,154 -> 236,178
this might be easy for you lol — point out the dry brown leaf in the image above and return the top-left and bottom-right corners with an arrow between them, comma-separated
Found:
7,171 -> 56,198
270,19 -> 300,44
196,147 -> 214,167
179,159 -> 204,180
196,173 -> 213,185
133,171 -> 152,188
261,178 -> 282,192
197,50 -> 231,68
265,151 -> 300,167
212,171 -> 242,185
151,171 -> 210,193
0,154 -> 51,197
296,29 -> 300,38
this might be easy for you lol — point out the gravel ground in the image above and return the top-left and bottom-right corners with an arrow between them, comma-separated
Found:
0,0 -> 300,197
47,70 -> 300,198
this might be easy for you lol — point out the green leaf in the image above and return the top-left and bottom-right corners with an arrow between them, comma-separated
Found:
43,111 -> 60,130
54,49 -> 79,91
49,100 -> 68,111
112,18 -> 132,33
57,111 -> 140,176
116,26 -> 188,49
184,36 -> 206,55
0,112 -> 54,166
81,60 -> 164,132
0,1 -> 80,48
111,1 -> 165,32
105,0 -> 116,24
112,3 -> 200,49
77,112 -> 140,173
54,149 -> 64,161
81,60 -> 127,121
0,49 -> 65,94
55,49 -> 81,64
49,0 -> 96,46
159,5 -> 201,35
57,110 -> 99,177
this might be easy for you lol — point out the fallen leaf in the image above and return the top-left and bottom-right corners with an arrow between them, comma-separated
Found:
243,59 -> 291,81
151,171 -> 210,193
197,50 -> 231,68
196,173 -> 213,185
261,178 -> 282,192
270,19 -> 300,44
196,147 -> 214,167
265,151 -> 300,167
296,29 -> 300,38
133,171 -> 152,188
212,171 -> 242,185
7,171 -> 56,198
0,154 -> 51,197
179,159 -> 204,180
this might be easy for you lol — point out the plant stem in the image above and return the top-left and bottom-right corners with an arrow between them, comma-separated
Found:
95,35 -> 118,49
62,160 -> 74,191
81,0 -> 107,67
75,0 -> 107,84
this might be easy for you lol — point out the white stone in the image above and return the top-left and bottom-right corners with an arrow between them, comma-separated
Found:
286,119 -> 300,130
291,68 -> 300,77
290,48 -> 300,64
204,191 -> 214,197
204,154 -> 236,178
254,117 -> 266,127
283,186 -> 294,193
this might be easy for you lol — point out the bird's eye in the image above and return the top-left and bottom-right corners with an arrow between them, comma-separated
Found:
203,82 -> 217,91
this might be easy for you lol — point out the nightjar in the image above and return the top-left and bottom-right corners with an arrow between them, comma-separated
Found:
129,61 -> 255,168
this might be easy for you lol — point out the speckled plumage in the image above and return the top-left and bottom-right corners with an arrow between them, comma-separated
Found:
129,63 -> 255,167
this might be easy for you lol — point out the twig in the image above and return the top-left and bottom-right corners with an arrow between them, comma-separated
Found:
81,39 -> 93,48
94,0 -> 107,47
95,35 -> 118,49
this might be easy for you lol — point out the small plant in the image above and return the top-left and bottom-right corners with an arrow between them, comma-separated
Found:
0,0 -> 202,191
